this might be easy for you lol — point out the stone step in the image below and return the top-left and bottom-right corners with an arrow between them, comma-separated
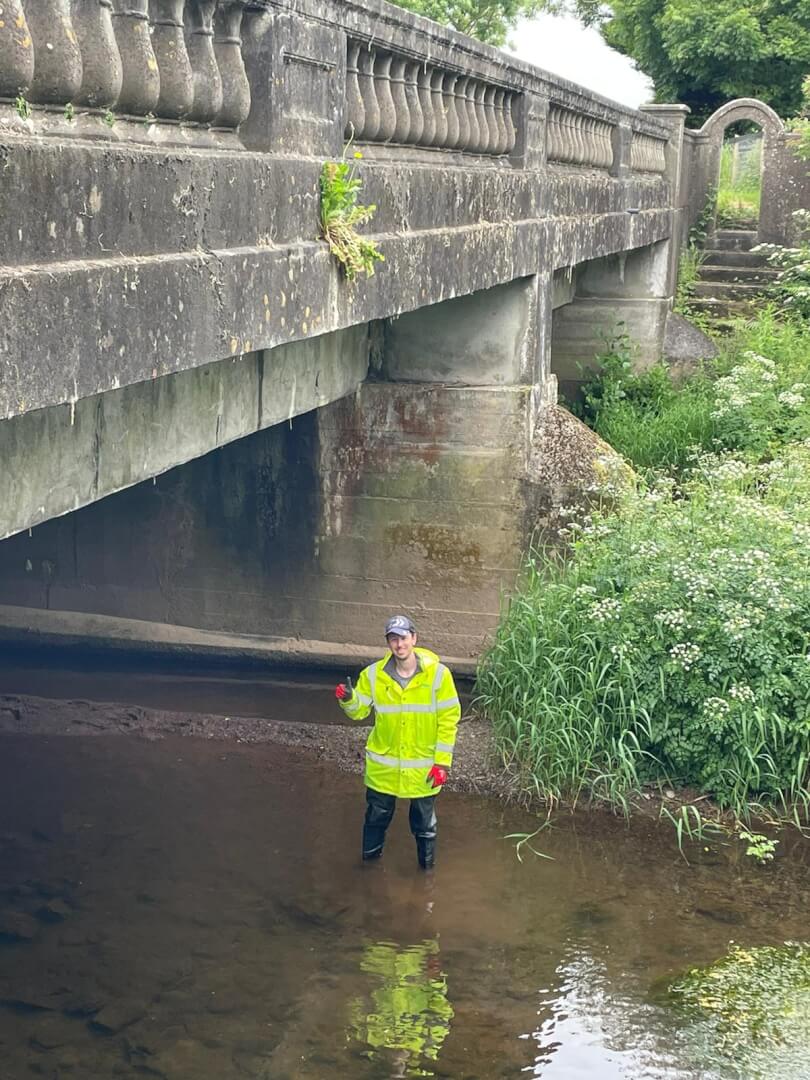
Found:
687,297 -> 759,321
711,229 -> 758,252
698,264 -> 778,285
692,280 -> 769,301
702,249 -> 768,268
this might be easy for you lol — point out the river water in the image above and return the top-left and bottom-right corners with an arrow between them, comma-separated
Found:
0,661 -> 808,1079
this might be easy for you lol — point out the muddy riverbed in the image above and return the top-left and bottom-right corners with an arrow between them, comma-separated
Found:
0,656 -> 808,1078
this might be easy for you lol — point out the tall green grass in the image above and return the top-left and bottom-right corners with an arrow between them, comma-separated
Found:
479,312 -> 810,825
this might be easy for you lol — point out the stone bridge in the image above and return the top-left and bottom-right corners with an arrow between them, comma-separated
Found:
0,0 -> 800,661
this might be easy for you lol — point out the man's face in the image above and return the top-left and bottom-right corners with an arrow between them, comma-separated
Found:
387,631 -> 416,660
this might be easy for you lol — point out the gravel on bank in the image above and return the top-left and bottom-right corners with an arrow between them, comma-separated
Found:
0,693 -> 521,802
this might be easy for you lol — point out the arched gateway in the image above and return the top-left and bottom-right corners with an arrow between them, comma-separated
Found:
696,98 -> 789,245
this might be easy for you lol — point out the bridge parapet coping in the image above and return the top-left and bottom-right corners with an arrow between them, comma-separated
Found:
0,0 -> 671,172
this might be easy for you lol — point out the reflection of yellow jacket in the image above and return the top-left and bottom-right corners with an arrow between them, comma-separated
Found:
339,648 -> 461,798
348,940 -> 453,1066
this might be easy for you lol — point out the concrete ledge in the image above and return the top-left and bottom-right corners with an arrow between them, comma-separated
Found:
0,605 -> 480,679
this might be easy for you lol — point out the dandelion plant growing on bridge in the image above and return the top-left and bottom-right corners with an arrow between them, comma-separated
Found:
320,148 -> 384,282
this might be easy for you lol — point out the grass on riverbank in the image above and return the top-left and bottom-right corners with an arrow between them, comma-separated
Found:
477,311 -> 810,832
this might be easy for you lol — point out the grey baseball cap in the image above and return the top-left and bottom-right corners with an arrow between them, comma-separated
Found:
384,614 -> 416,637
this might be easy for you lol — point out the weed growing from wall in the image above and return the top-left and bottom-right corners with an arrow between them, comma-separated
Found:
320,149 -> 384,282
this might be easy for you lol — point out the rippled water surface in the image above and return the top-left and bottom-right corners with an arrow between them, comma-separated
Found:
0,691 -> 809,1078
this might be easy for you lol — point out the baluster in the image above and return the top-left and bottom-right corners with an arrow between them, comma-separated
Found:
388,54 -> 408,143
574,113 -> 583,163
503,90 -> 516,154
344,39 -> 364,140
150,0 -> 193,118
0,0 -> 34,99
26,0 -> 82,104
583,115 -> 593,165
594,120 -> 604,166
578,115 -> 588,164
603,123 -> 614,168
566,111 -> 575,160
442,71 -> 458,149
454,74 -> 469,150
465,78 -> 480,153
493,87 -> 508,155
185,0 -> 221,124
592,118 -> 602,166
472,81 -> 487,152
212,0 -> 249,129
429,67 -> 445,147
356,45 -> 379,140
373,51 -> 395,142
72,0 -> 123,108
112,0 -> 160,115
482,85 -> 497,154
416,64 -> 433,146
564,111 -> 576,163
545,105 -> 556,160
403,60 -> 422,145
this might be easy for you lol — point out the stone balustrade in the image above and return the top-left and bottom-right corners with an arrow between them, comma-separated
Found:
630,130 -> 667,173
546,102 -> 614,169
0,0 -> 672,167
0,0 -> 250,141
344,38 -> 517,155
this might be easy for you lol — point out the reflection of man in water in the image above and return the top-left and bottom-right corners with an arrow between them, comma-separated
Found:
348,939 -> 453,1077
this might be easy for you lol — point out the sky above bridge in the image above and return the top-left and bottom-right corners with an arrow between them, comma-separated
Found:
509,12 -> 653,109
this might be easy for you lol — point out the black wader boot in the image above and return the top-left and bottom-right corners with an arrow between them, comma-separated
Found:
409,796 -> 438,870
362,788 -> 396,860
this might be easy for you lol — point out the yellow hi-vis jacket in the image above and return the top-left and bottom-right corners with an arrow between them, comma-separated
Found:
339,647 -> 461,798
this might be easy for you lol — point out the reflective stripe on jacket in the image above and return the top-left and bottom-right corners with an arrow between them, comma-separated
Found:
339,647 -> 461,798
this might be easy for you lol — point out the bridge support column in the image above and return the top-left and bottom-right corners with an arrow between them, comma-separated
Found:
308,278 -> 549,658
550,240 -> 672,400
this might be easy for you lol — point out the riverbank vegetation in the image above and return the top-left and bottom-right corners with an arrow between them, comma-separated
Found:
477,309 -> 810,836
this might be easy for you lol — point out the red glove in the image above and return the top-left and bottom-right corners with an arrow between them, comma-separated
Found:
335,677 -> 354,702
427,765 -> 448,789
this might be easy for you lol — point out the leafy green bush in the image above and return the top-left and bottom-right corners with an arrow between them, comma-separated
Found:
477,443 -> 810,819
479,314 -> 810,822
757,210 -> 810,319
320,150 -> 384,282
573,313 -> 810,473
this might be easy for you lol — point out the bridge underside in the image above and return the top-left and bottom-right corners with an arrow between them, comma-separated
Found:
0,247 -> 668,658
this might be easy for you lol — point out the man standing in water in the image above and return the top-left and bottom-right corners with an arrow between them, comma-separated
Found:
335,615 -> 461,869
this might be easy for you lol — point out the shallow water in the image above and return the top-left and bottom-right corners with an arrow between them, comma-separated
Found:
0,698 -> 809,1077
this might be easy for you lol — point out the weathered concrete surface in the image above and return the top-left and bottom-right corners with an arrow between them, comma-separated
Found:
381,278 -> 538,385
550,242 -> 672,396
0,379 -> 540,659
0,144 -> 673,423
0,605 -> 478,676
0,326 -> 370,541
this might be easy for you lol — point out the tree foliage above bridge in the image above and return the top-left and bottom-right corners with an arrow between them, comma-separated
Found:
571,0 -> 810,124
394,0 -> 546,47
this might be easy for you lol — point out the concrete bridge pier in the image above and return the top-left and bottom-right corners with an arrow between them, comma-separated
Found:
550,239 -> 673,400
309,278 -> 549,657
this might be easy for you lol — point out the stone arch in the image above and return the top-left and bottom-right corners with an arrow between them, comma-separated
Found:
698,98 -> 786,244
